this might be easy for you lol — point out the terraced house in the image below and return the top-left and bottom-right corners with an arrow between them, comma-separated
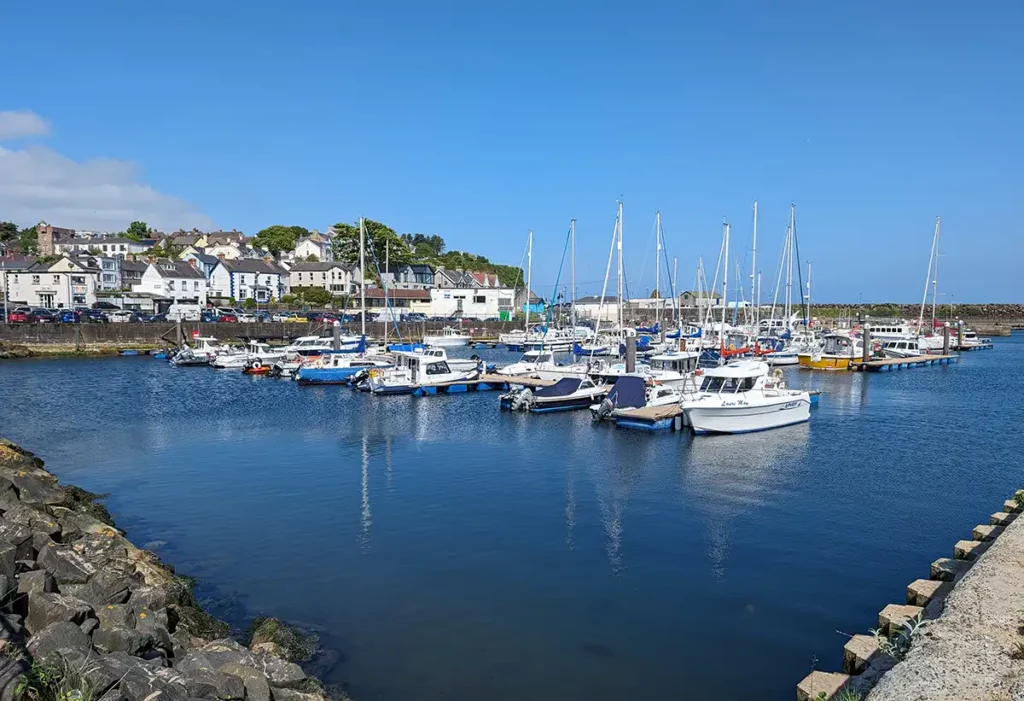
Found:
288,261 -> 361,297
209,259 -> 287,302
3,255 -> 100,308
133,260 -> 208,308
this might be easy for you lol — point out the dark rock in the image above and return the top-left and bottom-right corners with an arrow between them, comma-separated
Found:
0,522 -> 33,561
177,652 -> 246,699
37,541 -> 96,584
220,663 -> 272,701
96,603 -> 134,630
17,569 -> 56,597
170,628 -> 192,659
75,569 -> 131,608
0,576 -> 12,604
9,472 -> 64,507
197,639 -> 256,669
96,685 -> 128,701
129,584 -> 173,612
270,690 -> 324,701
26,620 -> 92,666
25,592 -> 92,635
80,617 -> 99,636
119,664 -> 189,701
73,533 -> 128,570
0,612 -> 22,641
31,532 -> 55,554
253,652 -> 306,689
0,503 -> 47,528
134,606 -> 170,630
0,653 -> 30,701
30,518 -> 62,541
138,620 -> 174,653
0,540 -> 15,583
92,624 -> 151,656
79,653 -> 134,696
246,617 -> 317,663
139,647 -> 170,666
173,606 -> 231,641
16,559 -> 39,572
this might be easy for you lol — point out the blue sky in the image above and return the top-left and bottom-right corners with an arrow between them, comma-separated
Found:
1,1 -> 1020,302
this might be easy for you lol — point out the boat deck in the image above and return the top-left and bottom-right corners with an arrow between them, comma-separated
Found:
952,343 -> 994,351
850,354 -> 958,372
612,390 -> 822,431
478,373 -> 555,388
411,378 -> 510,396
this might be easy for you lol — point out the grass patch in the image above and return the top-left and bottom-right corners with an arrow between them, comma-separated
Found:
15,659 -> 96,701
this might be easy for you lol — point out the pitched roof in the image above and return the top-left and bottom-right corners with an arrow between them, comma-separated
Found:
191,253 -> 219,266
150,260 -> 206,279
61,237 -> 144,246
120,259 -> 148,273
0,256 -> 38,270
218,259 -> 287,275
575,295 -> 619,304
289,262 -> 352,272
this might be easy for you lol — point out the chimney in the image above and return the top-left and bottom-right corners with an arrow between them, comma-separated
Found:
188,258 -> 198,269
217,253 -> 225,260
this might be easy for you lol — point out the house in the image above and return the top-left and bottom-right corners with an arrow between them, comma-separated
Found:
209,259 -> 287,302
364,288 -> 431,316
289,234 -> 333,263
168,233 -> 206,249
469,271 -> 500,288
120,260 -> 148,289
94,256 -> 121,291
288,262 -> 361,297
178,250 -> 220,278
4,255 -> 100,308
433,269 -> 478,289
679,290 -> 723,308
573,295 -> 620,322
430,287 -> 516,319
205,231 -> 246,246
55,237 -> 153,257
35,222 -> 76,256
133,260 -> 208,309
204,242 -> 246,260
379,263 -> 434,289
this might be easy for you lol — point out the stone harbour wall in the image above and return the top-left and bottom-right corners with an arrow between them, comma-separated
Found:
797,492 -> 1024,701
0,439 -> 343,701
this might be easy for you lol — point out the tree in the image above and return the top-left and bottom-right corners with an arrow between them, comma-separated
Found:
16,226 -> 37,254
0,221 -> 18,243
253,225 -> 308,258
305,254 -> 319,262
292,286 -> 333,306
242,298 -> 257,310
124,221 -> 149,241
331,219 -> 411,269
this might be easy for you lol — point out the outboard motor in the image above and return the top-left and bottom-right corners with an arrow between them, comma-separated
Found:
595,397 -> 615,421
510,388 -> 534,412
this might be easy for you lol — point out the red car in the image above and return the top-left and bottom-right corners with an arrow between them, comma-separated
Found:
7,308 -> 32,323
217,313 -> 239,323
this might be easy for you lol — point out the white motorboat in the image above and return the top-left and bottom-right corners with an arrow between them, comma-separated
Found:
646,351 -> 701,389
282,336 -> 335,357
681,359 -> 811,435
169,337 -> 226,366
421,347 -> 479,373
496,350 -> 559,377
423,326 -> 471,347
368,348 -> 481,394
210,340 -> 284,369
295,352 -> 393,384
590,376 -> 682,420
881,338 -> 926,358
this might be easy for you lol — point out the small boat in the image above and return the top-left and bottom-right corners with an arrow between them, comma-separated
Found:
495,350 -> 558,377
282,336 -> 341,357
295,352 -> 393,385
590,375 -> 648,420
798,334 -> 862,370
150,351 -> 169,360
421,347 -> 480,373
646,351 -> 701,388
119,349 -> 140,356
422,326 -> 471,347
269,353 -> 303,379
501,377 -> 609,413
168,337 -> 226,366
368,349 -> 482,395
881,338 -> 926,359
681,359 -> 811,434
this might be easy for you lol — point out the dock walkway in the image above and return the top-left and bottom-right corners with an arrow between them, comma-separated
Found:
850,354 -> 958,372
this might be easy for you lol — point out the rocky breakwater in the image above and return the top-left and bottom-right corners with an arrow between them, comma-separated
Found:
0,342 -> 31,360
0,440 -> 339,701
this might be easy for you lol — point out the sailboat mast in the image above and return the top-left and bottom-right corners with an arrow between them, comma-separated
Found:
751,199 -> 758,328
359,217 -> 366,339
384,239 -> 389,344
525,229 -> 533,331
672,256 -> 678,327
918,217 -> 939,332
655,210 -> 662,328
931,217 -> 941,325
616,201 -> 624,330
806,262 -> 812,325
570,218 -> 576,328
721,222 -> 730,337
785,205 -> 795,321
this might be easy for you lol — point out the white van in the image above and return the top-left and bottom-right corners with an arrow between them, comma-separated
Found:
168,304 -> 202,322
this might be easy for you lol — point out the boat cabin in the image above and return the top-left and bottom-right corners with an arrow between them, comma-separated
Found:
698,360 -> 769,393
821,334 -> 858,356
868,323 -> 912,340
648,352 -> 700,374
881,339 -> 921,356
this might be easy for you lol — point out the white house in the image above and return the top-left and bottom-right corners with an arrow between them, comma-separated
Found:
204,242 -> 248,260
288,262 -> 360,297
288,235 -> 333,262
55,237 -> 153,257
133,260 -> 208,308
209,259 -> 287,301
178,250 -> 220,278
4,256 -> 100,308
573,295 -> 621,322
430,287 -> 515,319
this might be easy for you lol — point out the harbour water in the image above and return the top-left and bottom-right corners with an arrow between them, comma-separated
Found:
1,335 -> 1022,700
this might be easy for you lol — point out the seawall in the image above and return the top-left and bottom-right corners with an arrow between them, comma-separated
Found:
0,439 -> 344,701
797,492 -> 1024,700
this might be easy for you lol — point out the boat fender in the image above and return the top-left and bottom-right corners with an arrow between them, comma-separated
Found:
470,354 -> 481,361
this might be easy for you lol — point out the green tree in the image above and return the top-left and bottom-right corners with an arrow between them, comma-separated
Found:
242,298 -> 257,310
0,221 -> 18,242
253,225 -> 308,257
305,254 -> 319,262
16,226 -> 38,254
125,221 -> 149,241
331,219 -> 411,270
292,286 -> 332,306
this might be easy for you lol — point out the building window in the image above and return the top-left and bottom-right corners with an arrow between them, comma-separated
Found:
53,275 -> 60,284
194,281 -> 200,291
71,276 -> 85,284
474,295 -> 486,304
167,281 -> 175,291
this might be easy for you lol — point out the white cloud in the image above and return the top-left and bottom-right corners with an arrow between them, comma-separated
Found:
0,111 -> 214,232
0,110 -> 50,139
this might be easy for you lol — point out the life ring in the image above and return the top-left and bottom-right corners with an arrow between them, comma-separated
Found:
728,344 -> 736,351
252,360 -> 263,370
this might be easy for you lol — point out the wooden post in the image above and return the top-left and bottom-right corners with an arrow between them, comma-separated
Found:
625,333 -> 637,373
332,320 -> 341,351
957,319 -> 964,347
862,324 -> 871,362
176,317 -> 183,347
942,322 -> 950,355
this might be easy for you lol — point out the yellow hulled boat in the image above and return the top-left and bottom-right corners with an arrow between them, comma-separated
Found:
798,334 -> 862,371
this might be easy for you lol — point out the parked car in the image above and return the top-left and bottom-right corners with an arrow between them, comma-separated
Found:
284,313 -> 308,323
80,309 -> 107,323
405,313 -> 427,322
235,312 -> 257,323
92,301 -> 122,311
217,313 -> 239,323
148,313 -> 168,323
107,310 -> 133,323
30,308 -> 56,323
254,311 -> 272,322
200,311 -> 219,323
57,310 -> 81,323
7,307 -> 32,323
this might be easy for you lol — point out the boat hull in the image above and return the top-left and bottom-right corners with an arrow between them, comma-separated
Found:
765,352 -> 800,366
295,366 -> 363,384
798,354 -> 856,370
684,396 -> 811,434
423,336 -> 470,347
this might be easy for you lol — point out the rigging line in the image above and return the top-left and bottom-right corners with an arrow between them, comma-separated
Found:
361,230 -> 404,342
793,218 -> 807,323
546,225 -> 573,325
633,215 -> 658,300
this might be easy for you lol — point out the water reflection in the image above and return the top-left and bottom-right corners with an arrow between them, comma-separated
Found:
360,433 -> 372,550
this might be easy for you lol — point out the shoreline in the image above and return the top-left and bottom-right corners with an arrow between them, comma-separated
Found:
0,438 -> 347,701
